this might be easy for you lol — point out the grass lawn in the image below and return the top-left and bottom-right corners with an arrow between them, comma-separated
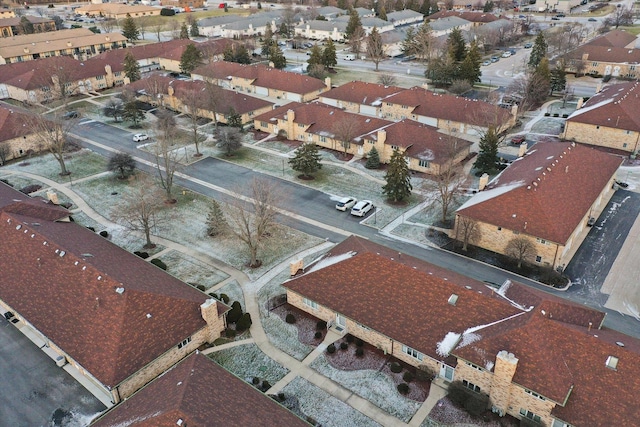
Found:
207,343 -> 289,385
215,280 -> 244,310
1,150 -> 107,184
161,250 -> 230,290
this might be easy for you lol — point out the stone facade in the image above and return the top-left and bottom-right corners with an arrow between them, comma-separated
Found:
563,120 -> 640,154
0,133 -> 44,163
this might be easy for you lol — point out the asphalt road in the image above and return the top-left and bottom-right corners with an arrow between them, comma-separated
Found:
72,118 -> 640,337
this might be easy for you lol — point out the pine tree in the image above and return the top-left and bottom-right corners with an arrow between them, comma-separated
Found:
345,9 -> 362,39
474,127 -> 499,174
269,45 -> 287,69
533,57 -> 552,101
322,39 -> 337,68
122,99 -> 145,127
123,51 -> 140,82
528,32 -> 547,68
19,16 -> 34,34
179,21 -> 189,39
419,0 -> 431,15
227,108 -> 243,128
458,41 -> 481,85
206,199 -> 227,237
307,44 -> 323,68
289,143 -> 322,179
179,43 -> 202,74
121,14 -> 139,42
190,20 -> 200,37
401,27 -> 417,57
550,62 -> 567,94
378,5 -> 387,20
447,27 -> 466,62
383,149 -> 412,203
261,24 -> 276,58
365,147 -> 380,169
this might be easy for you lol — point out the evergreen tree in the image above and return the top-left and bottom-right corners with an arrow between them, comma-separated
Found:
458,41 -> 481,85
474,127 -> 499,174
190,19 -> 200,37
322,39 -> 337,68
378,5 -> 387,20
382,149 -> 413,203
269,45 -> 287,69
261,24 -> 276,58
365,147 -> 380,169
279,22 -> 290,38
447,27 -> 466,62
226,301 -> 243,323
179,22 -> 190,39
19,16 -> 34,34
234,44 -> 251,64
366,26 -> 384,71
528,32 -> 547,68
483,0 -> 494,12
206,199 -> 228,237
532,57 -> 551,101
179,43 -> 202,74
307,44 -> 323,67
122,99 -> 145,126
123,51 -> 140,82
227,108 -> 243,128
401,27 -> 417,57
289,143 -> 323,179
121,14 -> 139,42
419,0 -> 431,15
550,62 -> 567,94
345,9 -> 362,39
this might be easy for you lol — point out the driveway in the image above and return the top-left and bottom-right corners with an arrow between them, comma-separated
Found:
0,318 -> 105,426
565,190 -> 640,309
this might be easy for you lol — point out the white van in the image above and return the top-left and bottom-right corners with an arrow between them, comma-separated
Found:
343,54 -> 356,61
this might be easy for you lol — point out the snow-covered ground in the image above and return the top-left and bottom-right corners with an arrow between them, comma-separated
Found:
162,250 -> 230,290
207,343 -> 289,385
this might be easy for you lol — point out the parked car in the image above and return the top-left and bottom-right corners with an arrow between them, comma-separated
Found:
351,200 -> 373,217
524,42 -> 533,48
501,51 -> 512,58
551,16 -> 560,20
63,111 -> 79,119
133,133 -> 149,142
482,60 -> 491,66
335,197 -> 357,211
588,17 -> 597,21
510,135 -> 526,145
490,56 -> 500,62
556,13 -> 565,17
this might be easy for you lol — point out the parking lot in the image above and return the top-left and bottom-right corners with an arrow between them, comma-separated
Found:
0,318 -> 105,426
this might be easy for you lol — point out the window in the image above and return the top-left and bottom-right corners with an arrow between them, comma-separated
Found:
623,143 -> 628,148
463,380 -> 481,393
606,355 -> 618,370
596,125 -> 600,129
402,345 -> 424,361
357,323 -> 371,331
520,409 -> 541,423
177,336 -> 192,349
320,136 -> 326,142
536,238 -> 547,244
497,226 -> 502,231
552,420 -> 572,427
535,256 -> 542,263
261,121 -> 268,128
592,62 -> 598,67
466,362 -> 482,371
303,298 -> 318,309
525,389 -> 546,401
418,160 -> 430,168
298,123 -> 305,128
390,145 -> 399,150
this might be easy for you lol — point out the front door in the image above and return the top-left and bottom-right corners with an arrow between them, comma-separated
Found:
440,364 -> 454,381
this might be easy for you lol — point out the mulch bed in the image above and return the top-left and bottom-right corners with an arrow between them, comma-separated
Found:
271,302 -> 327,345
429,397 -> 520,426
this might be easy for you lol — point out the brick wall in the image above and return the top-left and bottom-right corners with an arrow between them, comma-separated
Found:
564,121 -> 640,153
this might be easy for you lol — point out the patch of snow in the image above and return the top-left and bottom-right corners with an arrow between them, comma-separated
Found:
495,280 -> 534,311
459,331 -> 481,347
414,149 -> 435,161
567,98 -> 614,119
623,300 -> 640,321
436,332 -> 461,357
485,361 -> 494,371
306,251 -> 357,273
457,181 -> 525,211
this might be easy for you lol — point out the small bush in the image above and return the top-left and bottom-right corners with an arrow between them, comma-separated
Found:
314,331 -> 322,339
390,362 -> 403,373
219,293 -> 230,304
252,377 -> 260,385
464,393 -> 489,417
544,113 -> 550,116
99,230 -> 109,238
355,338 -> 364,347
225,328 -> 236,338
285,313 -> 296,324
261,380 -> 271,391
87,226 -> 96,232
210,293 -> 219,299
133,251 -> 150,259
150,258 -> 167,270
196,284 -> 206,291
397,383 -> 409,394
316,320 -> 327,330
355,347 -> 364,357
448,381 -> 470,406
562,114 -> 569,118
327,343 -> 336,353
416,365 -> 436,381
553,113 -> 559,117
346,334 -> 355,343
227,301 -> 243,323
160,7 -> 176,15
236,313 -> 252,331
20,184 -> 42,194
403,371 -> 414,382
340,342 -> 348,350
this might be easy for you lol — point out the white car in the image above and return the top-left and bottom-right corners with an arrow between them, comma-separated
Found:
335,197 -> 357,211
350,200 -> 374,217
501,51 -> 512,58
133,133 -> 149,142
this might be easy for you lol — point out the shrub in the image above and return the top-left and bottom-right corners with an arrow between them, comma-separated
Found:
403,371 -> 414,382
464,393 -> 489,417
236,313 -> 252,331
355,338 -> 364,347
355,347 -> 364,357
227,301 -> 243,323
327,343 -> 336,353
316,320 -> 327,330
520,417 -> 542,426
416,365 -> 436,381
390,362 -> 403,373
219,293 -> 230,304
397,383 -> 409,394
340,342 -> 348,350
447,381 -> 471,406
261,380 -> 271,391
553,113 -> 559,117
285,313 -> 296,324
160,7 -> 176,15
196,284 -> 206,291
225,328 -> 236,338
99,230 -> 109,238
314,331 -> 322,339
150,258 -> 167,270
20,184 -> 42,194
133,251 -> 150,259
87,226 -> 96,232
544,113 -> 550,116
278,392 -> 285,401
562,114 -> 569,118
210,293 -> 218,299
252,377 -> 260,385
346,334 -> 355,343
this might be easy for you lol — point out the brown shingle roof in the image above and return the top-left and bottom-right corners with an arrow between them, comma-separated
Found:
584,29 -> 638,48
566,81 -> 640,132
0,183 -> 213,387
570,44 -> 640,65
427,10 -> 500,23
91,353 -> 310,426
319,81 -> 403,106
456,142 -> 623,244
0,104 -> 36,142
384,86 -> 512,128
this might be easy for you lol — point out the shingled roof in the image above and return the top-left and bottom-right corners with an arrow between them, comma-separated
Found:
91,353 -> 310,426
0,104 -> 37,143
456,142 -> 622,244
319,81 -> 403,107
0,183 -> 219,388
566,80 -> 640,132
583,29 -> 638,48
427,10 -> 500,23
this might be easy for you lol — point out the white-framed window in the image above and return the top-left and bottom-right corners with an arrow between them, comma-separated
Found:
391,145 -> 399,150
418,160 -> 430,168
552,419 -> 572,427
357,323 -> 371,331
303,298 -> 318,309
466,362 -> 482,371
520,409 -> 541,423
178,336 -> 192,349
401,345 -> 424,361
463,379 -> 481,393
535,256 -> 542,263
525,389 -> 546,401
320,136 -> 326,142
536,238 -> 547,244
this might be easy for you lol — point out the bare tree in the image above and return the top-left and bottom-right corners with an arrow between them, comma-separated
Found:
225,178 -> 281,267
349,26 -> 366,59
42,58 -> 80,107
182,87 -> 207,156
103,98 -> 124,122
152,109 -> 183,202
100,18 -> 118,33
456,216 -> 480,251
603,6 -> 634,29
561,83 -> 575,108
378,73 -> 397,86
169,20 -> 181,40
366,27 -> 385,71
0,144 -> 9,165
29,113 -> 76,176
111,175 -> 169,248
505,236 -> 535,268
136,16 -> 149,40
217,127 -> 243,156
505,72 -> 550,118
151,22 -> 166,42
332,115 -> 360,157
